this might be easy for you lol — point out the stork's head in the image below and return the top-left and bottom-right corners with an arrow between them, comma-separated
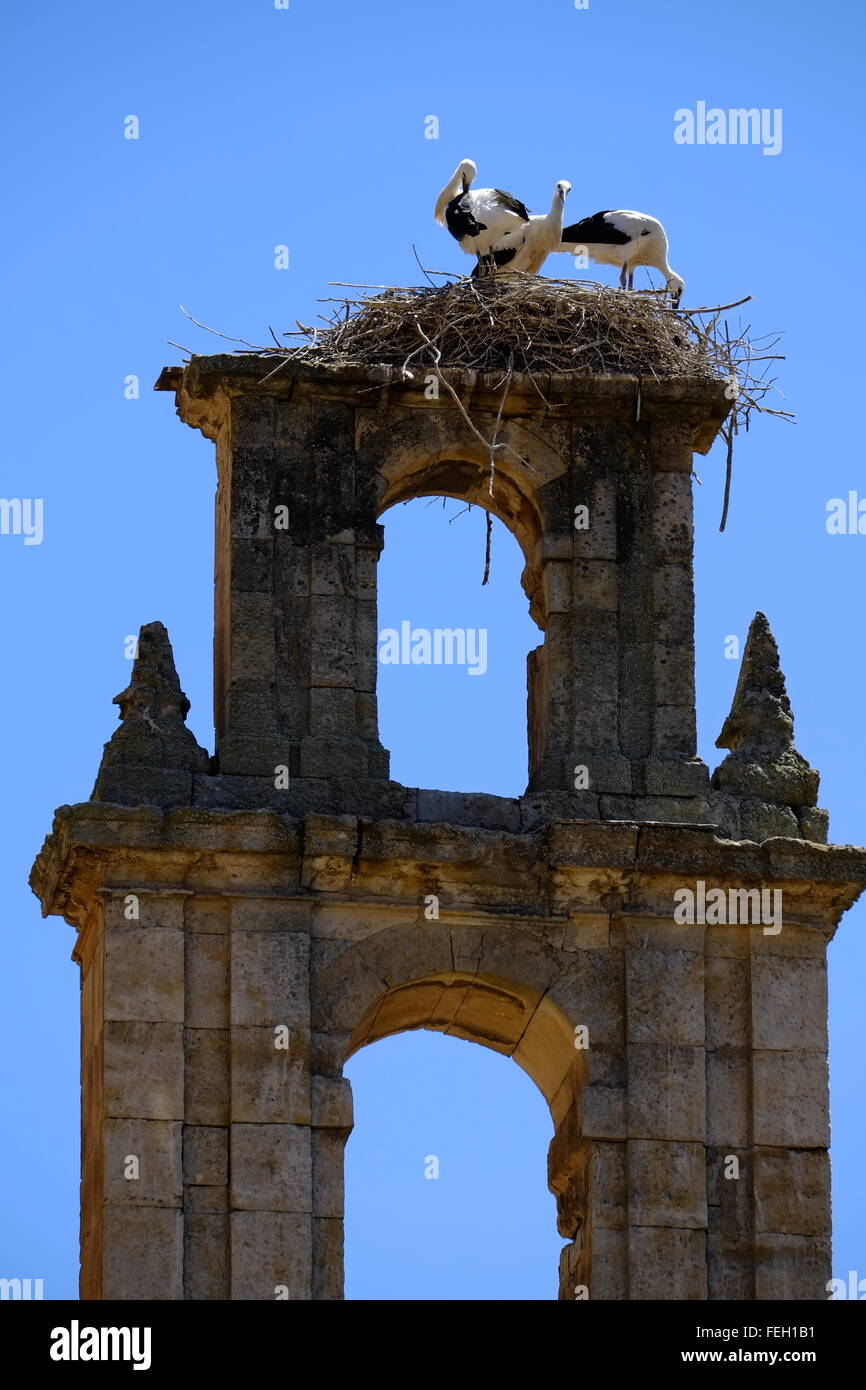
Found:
458,158 -> 477,192
435,158 -> 477,224
556,180 -> 572,202
666,273 -> 685,309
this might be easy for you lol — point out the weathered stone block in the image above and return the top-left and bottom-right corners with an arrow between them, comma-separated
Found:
752,1051 -> 829,1148
581,1085 -> 627,1141
626,948 -> 704,1044
230,593 -> 276,678
754,1233 -> 831,1300
571,559 -> 616,610
311,1075 -> 353,1129
653,564 -> 694,645
628,1140 -> 707,1228
94,767 -> 195,809
588,1227 -> 628,1300
547,950 -> 626,1045
103,1119 -> 182,1206
628,1044 -> 706,1140
230,1124 -> 312,1212
184,1213 -> 230,1300
231,930 -> 310,1028
653,644 -> 696,708
309,688 -> 358,736
183,1126 -> 228,1187
231,898 -> 311,932
184,1028 -> 230,1126
103,890 -> 187,930
299,737 -> 368,779
751,956 -> 827,1051
643,757 -> 709,798
186,1186 -> 228,1214
185,896 -> 230,933
103,1207 -> 183,1300
707,1048 -> 751,1147
312,1217 -> 344,1300
230,537 -> 274,593
104,928 -> 184,1023
754,1148 -> 830,1236
230,1212 -> 312,1300
230,1025 -> 310,1124
628,1227 -> 707,1300
651,472 -> 693,559
708,1235 -> 755,1301
312,1129 -> 346,1218
705,956 -> 750,1047
652,704 -> 696,758
588,1141 -> 627,1229
185,933 -> 229,1029
706,1145 -> 752,1245
218,736 -> 289,777
105,1021 -> 183,1120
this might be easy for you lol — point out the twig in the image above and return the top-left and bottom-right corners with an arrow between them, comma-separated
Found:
482,511 -> 493,586
488,357 -> 513,497
412,320 -> 530,471
411,245 -> 438,289
658,295 -> 753,315
179,306 -> 262,350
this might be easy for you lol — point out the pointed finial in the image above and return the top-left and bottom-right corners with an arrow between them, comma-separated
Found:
712,612 -> 822,836
92,622 -> 210,803
715,611 -> 794,756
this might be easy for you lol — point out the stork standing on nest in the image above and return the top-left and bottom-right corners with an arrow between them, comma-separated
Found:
435,158 -> 533,273
556,210 -> 685,306
472,179 -> 572,277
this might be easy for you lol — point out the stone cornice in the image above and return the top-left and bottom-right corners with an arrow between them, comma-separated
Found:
156,354 -> 731,455
30,802 -> 866,934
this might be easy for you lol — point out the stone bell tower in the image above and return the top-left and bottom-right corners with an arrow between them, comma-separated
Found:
31,332 -> 866,1300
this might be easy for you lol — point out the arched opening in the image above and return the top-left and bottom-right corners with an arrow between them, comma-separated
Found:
338,965 -> 587,1300
344,1031 -> 562,1299
376,497 -> 541,796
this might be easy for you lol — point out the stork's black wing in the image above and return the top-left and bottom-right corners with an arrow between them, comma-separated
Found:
445,195 -> 488,242
561,211 -> 631,244
491,189 -> 531,221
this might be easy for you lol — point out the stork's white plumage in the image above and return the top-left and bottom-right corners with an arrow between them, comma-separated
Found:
474,180 -> 572,277
557,209 -> 685,306
435,159 -> 531,269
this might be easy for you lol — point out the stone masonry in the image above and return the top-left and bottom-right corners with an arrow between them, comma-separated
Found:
30,351 -> 866,1299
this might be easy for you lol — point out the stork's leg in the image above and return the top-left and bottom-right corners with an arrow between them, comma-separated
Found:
619,264 -> 627,290
627,267 -> 634,291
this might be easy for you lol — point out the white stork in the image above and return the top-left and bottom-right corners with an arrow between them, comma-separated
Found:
473,180 -> 572,277
557,210 -> 685,306
434,158 -> 532,272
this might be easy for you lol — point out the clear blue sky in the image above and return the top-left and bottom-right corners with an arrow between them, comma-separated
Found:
1,0 -> 864,1300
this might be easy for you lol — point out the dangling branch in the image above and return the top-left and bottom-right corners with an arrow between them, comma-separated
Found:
482,511 -> 493,586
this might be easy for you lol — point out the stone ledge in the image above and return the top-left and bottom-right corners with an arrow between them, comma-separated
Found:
30,802 -> 866,933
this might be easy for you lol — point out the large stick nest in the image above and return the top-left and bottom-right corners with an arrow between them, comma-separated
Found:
175,273 -> 792,532
288,276 -> 713,380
